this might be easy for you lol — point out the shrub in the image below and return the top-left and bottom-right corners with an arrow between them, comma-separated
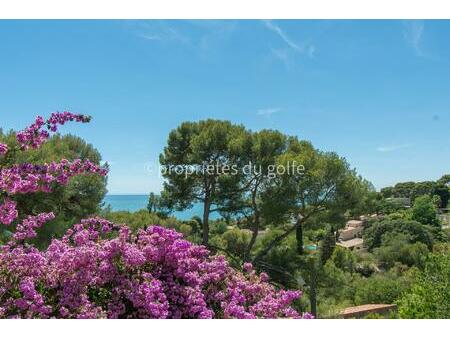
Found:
353,271 -> 412,305
374,234 -> 429,270
398,250 -> 450,318
331,246 -> 357,273
219,228 -> 251,258
411,195 -> 440,227
363,218 -> 434,251
0,218 -> 308,318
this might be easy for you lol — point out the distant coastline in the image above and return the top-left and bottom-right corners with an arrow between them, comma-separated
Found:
103,194 -> 148,212
103,194 -> 219,220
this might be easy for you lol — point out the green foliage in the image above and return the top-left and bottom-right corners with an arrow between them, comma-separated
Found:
147,192 -> 171,218
160,119 -> 376,259
319,261 -> 354,300
353,269 -> 413,305
363,218 -> 434,251
376,197 -> 410,214
159,119 -> 249,245
331,246 -> 357,273
211,228 -> 251,260
381,182 -> 416,199
210,220 -> 228,235
354,253 -> 379,277
411,195 -> 440,227
256,139 -> 375,258
363,311 -> 397,319
236,129 -> 290,258
380,176 -> 450,208
277,141 -> 374,219
320,227 -> 336,264
398,249 -> 450,318
253,230 -> 301,288
444,227 -> 450,242
374,234 -> 429,270
100,209 -> 193,238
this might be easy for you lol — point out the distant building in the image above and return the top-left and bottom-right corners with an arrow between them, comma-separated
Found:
336,238 -> 365,251
386,197 -> 411,208
338,220 -> 364,241
336,218 -> 367,251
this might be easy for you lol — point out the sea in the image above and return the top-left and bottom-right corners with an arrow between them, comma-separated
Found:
103,194 -> 218,220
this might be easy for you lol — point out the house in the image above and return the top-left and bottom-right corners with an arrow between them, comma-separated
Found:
338,220 -> 364,241
336,217 -> 368,251
336,238 -> 365,251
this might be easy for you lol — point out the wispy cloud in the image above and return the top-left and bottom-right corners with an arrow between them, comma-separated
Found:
257,107 -> 281,117
403,20 -> 425,57
262,20 -> 316,66
376,143 -> 413,153
262,20 -> 302,52
134,21 -> 191,46
139,34 -> 162,41
134,20 -> 237,57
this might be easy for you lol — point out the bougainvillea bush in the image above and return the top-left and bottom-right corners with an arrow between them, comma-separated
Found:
0,113 -> 310,319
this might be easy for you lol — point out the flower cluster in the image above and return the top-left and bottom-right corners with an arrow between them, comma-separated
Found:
13,212 -> 55,241
0,220 -> 309,319
0,199 -> 18,225
0,160 -> 106,226
1,160 -> 107,195
0,143 -> 7,156
16,112 -> 91,150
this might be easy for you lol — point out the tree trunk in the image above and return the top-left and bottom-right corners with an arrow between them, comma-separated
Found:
310,262 -> 317,317
202,198 -> 210,246
244,188 -> 259,261
296,218 -> 304,255
245,225 -> 258,262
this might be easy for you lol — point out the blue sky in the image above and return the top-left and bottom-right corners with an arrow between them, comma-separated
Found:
0,20 -> 449,194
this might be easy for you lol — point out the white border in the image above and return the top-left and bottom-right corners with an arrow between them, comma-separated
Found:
1,318 -> 447,338
0,0 -> 450,19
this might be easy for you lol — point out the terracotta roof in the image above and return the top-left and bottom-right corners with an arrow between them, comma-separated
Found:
341,304 -> 397,317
